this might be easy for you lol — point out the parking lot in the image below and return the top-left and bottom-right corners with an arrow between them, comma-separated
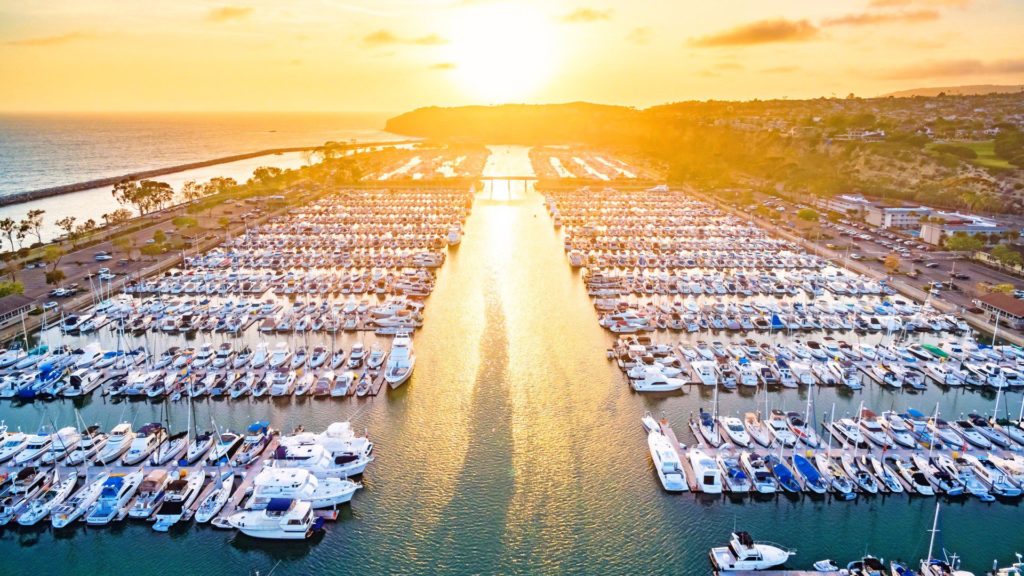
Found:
752,196 -> 1023,317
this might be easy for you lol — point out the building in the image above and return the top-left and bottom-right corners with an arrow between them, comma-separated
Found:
0,294 -> 34,329
865,205 -> 932,229
920,212 -> 1009,246
813,194 -> 874,217
976,293 -> 1024,330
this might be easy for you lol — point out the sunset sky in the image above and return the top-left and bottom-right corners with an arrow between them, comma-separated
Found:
0,0 -> 1021,112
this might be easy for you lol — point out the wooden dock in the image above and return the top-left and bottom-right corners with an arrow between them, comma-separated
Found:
216,437 -> 279,519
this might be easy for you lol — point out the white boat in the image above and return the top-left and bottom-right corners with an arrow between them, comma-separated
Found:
207,431 -> 243,465
121,423 -> 166,465
247,467 -> 362,510
720,417 -> 751,447
269,369 -> 297,397
250,343 -> 269,369
717,452 -> 752,493
231,421 -> 271,466
0,431 -> 29,463
688,447 -> 723,494
194,471 -> 235,523
647,432 -> 687,492
14,430 -> 54,466
691,360 -> 718,386
128,469 -> 170,519
17,470 -> 77,526
86,470 -> 145,525
152,469 -> 205,531
743,413 -> 773,448
709,531 -> 795,571
65,426 -> 108,466
740,452 -> 777,494
227,498 -> 322,540
51,473 -> 108,528
384,332 -> 416,388
95,422 -> 135,464
631,369 -> 687,392
366,345 -> 387,369
766,410 -> 797,447
61,369 -> 103,397
274,422 -> 374,478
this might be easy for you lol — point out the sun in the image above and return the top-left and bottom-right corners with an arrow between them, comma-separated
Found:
446,3 -> 558,103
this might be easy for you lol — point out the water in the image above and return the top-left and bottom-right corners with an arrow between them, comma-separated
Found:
0,112 -> 401,242
0,146 -> 1022,575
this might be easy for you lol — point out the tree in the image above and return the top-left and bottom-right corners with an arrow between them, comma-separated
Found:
139,180 -> 174,212
944,232 -> 984,253
0,281 -> 24,297
153,229 -> 166,244
884,253 -> 901,273
797,208 -> 819,223
181,180 -> 204,204
990,243 -> 1023,267
107,208 -> 134,227
251,166 -> 283,185
218,216 -> 231,229
45,269 -> 65,286
22,209 -> 45,245
43,245 -> 64,272
55,216 -> 77,245
203,177 -> 237,197
0,218 -> 15,253
112,180 -> 145,216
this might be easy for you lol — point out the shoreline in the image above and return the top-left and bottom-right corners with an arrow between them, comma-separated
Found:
0,139 -> 419,207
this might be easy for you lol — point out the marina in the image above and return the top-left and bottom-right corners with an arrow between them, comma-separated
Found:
0,147 -> 1021,574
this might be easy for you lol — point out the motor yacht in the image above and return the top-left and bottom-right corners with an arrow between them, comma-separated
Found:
384,332 -> 416,388
128,469 -> 170,519
121,423 -> 166,465
152,469 -> 205,531
647,432 -> 687,492
709,531 -> 794,571
247,467 -> 362,510
226,498 -> 323,540
87,471 -> 144,525
688,448 -> 723,494
95,423 -> 135,464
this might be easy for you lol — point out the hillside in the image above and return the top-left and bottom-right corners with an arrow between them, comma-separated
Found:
883,84 -> 1024,97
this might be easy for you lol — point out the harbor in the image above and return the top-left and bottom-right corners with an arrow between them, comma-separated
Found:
0,147 -> 1021,575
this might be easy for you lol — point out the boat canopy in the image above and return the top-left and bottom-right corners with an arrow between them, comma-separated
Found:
267,498 -> 294,512
248,421 -> 270,434
921,344 -> 949,358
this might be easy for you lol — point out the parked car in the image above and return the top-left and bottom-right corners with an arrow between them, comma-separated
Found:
43,301 -> 58,311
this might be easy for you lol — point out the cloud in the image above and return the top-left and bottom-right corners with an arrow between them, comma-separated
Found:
429,62 -> 456,70
762,66 -> 800,74
362,29 -> 446,47
626,27 -> 652,45
561,8 -> 612,23
690,19 -> 818,47
823,9 -> 939,26
718,62 -> 745,70
206,6 -> 253,23
881,58 -> 1024,79
5,31 -> 92,47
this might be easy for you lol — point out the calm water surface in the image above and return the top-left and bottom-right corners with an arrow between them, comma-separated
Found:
0,146 -> 1021,575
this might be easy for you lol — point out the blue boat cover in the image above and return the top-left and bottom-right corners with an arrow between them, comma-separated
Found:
248,421 -> 269,434
906,408 -> 926,418
266,498 -> 293,512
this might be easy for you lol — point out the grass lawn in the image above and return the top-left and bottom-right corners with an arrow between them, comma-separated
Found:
961,140 -> 1015,170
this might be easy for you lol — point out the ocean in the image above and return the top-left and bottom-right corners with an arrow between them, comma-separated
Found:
0,112 -> 401,241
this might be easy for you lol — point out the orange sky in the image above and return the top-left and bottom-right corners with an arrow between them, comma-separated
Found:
0,0 -> 1021,112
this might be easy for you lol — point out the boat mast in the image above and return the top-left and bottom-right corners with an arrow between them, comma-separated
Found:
926,501 -> 941,565
826,403 -> 835,453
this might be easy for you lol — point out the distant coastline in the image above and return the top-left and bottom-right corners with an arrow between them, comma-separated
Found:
0,146 -> 314,207
0,139 -> 420,207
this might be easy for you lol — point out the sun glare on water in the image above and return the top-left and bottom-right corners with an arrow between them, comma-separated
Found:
447,4 -> 557,103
